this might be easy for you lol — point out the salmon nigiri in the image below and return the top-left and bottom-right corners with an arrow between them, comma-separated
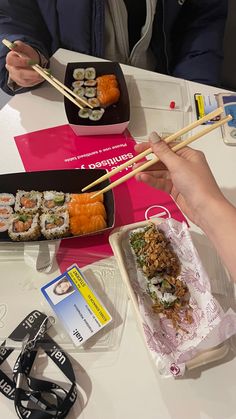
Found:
70,192 -> 104,204
68,201 -> 107,219
70,214 -> 107,235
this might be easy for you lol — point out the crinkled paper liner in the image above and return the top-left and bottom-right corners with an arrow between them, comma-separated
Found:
122,219 -> 236,377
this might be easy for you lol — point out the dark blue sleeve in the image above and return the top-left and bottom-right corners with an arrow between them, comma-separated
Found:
0,0 -> 51,95
171,0 -> 228,86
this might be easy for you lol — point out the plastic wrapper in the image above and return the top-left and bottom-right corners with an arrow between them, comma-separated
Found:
0,242 -> 128,353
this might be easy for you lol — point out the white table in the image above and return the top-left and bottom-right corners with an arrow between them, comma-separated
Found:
1,49 -> 236,419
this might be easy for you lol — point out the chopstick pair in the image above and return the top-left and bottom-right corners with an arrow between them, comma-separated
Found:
2,38 -> 93,110
82,107 -> 232,198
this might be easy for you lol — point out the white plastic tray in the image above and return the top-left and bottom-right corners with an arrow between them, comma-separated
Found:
0,245 -> 128,353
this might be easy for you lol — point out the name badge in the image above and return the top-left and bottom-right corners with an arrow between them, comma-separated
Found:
41,264 -> 112,347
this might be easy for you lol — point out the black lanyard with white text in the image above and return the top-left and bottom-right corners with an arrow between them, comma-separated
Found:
0,310 -> 77,418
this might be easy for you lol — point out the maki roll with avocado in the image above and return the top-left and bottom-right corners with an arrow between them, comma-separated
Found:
42,191 -> 69,213
8,213 -> 40,241
40,211 -> 70,239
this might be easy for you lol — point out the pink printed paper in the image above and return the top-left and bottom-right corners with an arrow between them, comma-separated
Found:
15,124 -> 186,270
122,219 -> 236,377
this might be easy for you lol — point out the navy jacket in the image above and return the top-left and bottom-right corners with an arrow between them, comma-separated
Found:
0,0 -> 228,95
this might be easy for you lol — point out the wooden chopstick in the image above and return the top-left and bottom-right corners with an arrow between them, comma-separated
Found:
91,115 -> 232,198
82,107 -> 223,192
2,39 -> 93,110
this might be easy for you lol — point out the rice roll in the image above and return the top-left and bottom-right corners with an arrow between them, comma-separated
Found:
42,191 -> 69,213
73,68 -> 85,80
87,98 -> 100,108
0,218 -> 10,232
78,108 -> 91,119
72,80 -> 84,89
0,193 -> 15,206
8,213 -> 40,241
85,67 -> 96,80
15,190 -> 42,214
89,108 -> 105,121
0,205 -> 13,218
73,86 -> 85,97
84,80 -> 97,87
85,87 -> 96,98
40,211 -> 70,239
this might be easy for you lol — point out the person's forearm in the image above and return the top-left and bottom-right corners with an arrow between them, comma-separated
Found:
198,197 -> 236,282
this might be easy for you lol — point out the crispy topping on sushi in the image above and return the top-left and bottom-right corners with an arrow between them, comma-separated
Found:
0,193 -> 15,206
130,223 -> 193,330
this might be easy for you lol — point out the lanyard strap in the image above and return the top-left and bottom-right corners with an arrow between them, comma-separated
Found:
0,311 -> 77,419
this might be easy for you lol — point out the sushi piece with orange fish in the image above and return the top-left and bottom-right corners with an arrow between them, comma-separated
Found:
96,74 -> 120,107
70,214 -> 107,235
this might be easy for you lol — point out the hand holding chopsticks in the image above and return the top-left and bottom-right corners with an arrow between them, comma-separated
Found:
82,107 -> 232,198
2,38 -> 93,110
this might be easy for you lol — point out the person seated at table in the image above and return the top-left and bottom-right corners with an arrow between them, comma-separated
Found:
0,0 -> 228,95
134,132 -> 236,283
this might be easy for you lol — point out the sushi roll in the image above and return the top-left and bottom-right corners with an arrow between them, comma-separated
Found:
78,108 -> 91,119
89,108 -> 105,121
40,211 -> 70,239
42,191 -> 69,213
8,213 -> 40,241
85,87 -> 96,98
15,190 -> 42,214
0,193 -> 15,206
73,68 -> 85,80
0,205 -> 13,218
84,67 -> 96,80
84,80 -> 97,87
0,218 -> 10,232
73,86 -> 85,97
87,98 -> 100,108
72,80 -> 84,89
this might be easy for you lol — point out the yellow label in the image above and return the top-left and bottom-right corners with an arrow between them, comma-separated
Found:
68,267 -> 111,325
195,94 -> 205,118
